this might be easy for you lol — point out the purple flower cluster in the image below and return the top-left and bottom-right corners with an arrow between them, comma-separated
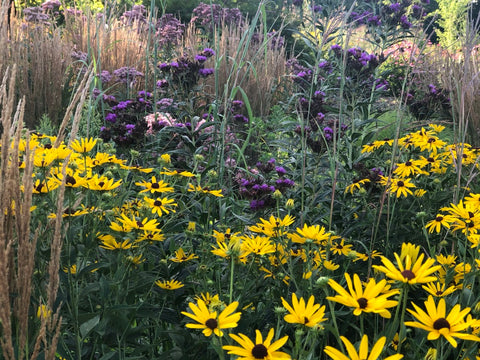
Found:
230,100 -> 249,123
348,1 -> 425,30
236,158 -> 294,211
99,91 -> 153,149
191,2 -> 244,29
120,4 -> 147,25
113,67 -> 144,86
157,48 -> 215,91
23,6 -> 50,24
155,14 -> 185,47
41,0 -> 61,11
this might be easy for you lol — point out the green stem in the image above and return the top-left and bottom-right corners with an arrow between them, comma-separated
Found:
397,286 -> 409,354
229,255 -> 235,303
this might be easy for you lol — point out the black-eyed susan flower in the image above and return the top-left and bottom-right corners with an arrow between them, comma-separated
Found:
135,230 -> 165,243
435,254 -> 456,267
126,254 -> 145,265
161,168 -> 195,177
84,174 -> 122,191
422,282 -> 456,298
324,335 -> 403,360
33,149 -> 57,167
331,239 -> 353,256
281,293 -> 327,328
32,178 -> 59,194
405,295 -> 480,348
223,328 -> 290,360
393,159 -> 427,178
373,251 -> 441,285
426,214 -> 453,233
211,235 -> 247,263
70,137 -> 97,153
249,214 -> 294,237
187,183 -> 223,197
327,273 -> 399,318
112,213 -> 160,232
241,235 -> 276,257
181,299 -> 241,337
194,293 -> 222,310
323,260 -> 340,271
288,223 -> 337,245
155,279 -> 184,290
135,176 -> 174,193
63,264 -> 77,274
170,248 -> 198,262
143,196 -> 177,216
99,234 -> 134,250
345,178 -> 370,195
387,177 -> 416,198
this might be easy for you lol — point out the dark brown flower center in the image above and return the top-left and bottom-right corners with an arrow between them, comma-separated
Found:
136,221 -> 144,228
435,216 -> 444,222
397,180 -> 405,187
98,181 -> 104,188
405,161 -> 412,166
205,318 -> 217,330
154,200 -> 162,207
427,157 -> 434,162
251,344 -> 268,359
401,270 -> 415,280
433,318 -> 450,330
304,316 -> 309,324
357,297 -> 368,309
66,175 -> 76,185
428,138 -> 436,143
152,182 -> 160,189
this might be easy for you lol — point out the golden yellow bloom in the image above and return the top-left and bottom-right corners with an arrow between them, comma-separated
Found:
373,251 -> 441,285
135,176 -> 174,193
182,299 -> 241,337
188,183 -> 223,197
98,234 -> 134,250
249,214 -> 295,238
288,223 -> 336,245
37,304 -> 52,319
161,168 -> 195,177
241,235 -> 276,257
70,137 -> 97,153
63,264 -> 77,274
405,295 -> 480,348
426,214 -> 454,233
143,196 -> 177,216
331,239 -> 353,256
388,177 -> 416,198
223,328 -> 290,360
155,279 -> 184,290
281,293 -> 327,327
325,334 -> 403,360
422,282 -> 456,298
84,174 -> 122,191
345,178 -> 370,195
170,248 -> 198,262
327,273 -> 399,318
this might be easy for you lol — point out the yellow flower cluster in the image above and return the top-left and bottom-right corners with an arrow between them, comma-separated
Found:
349,124 -> 479,198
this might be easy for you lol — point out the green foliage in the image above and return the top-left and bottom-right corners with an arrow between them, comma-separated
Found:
435,0 -> 472,49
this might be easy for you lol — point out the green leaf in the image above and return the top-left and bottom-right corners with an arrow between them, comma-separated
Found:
80,314 -> 100,339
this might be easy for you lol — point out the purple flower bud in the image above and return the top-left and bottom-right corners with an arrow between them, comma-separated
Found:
199,68 -> 214,77
195,54 -> 208,62
105,113 -> 117,123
